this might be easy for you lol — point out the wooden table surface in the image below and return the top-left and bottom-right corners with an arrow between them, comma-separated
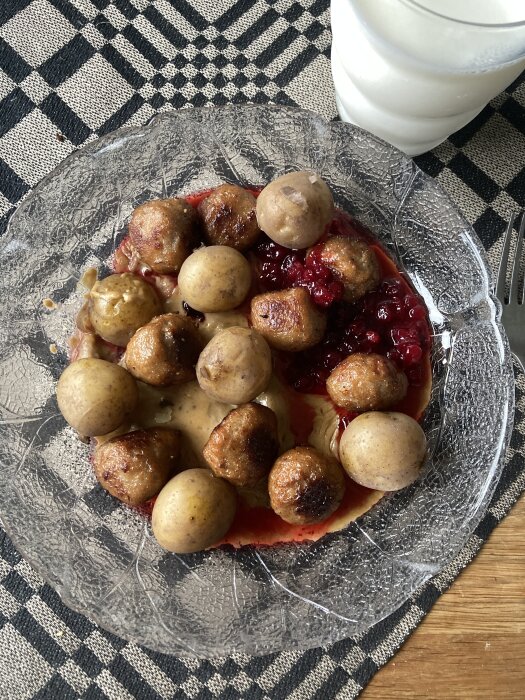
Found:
363,492 -> 525,699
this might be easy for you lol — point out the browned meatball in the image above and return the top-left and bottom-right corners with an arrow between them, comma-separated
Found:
316,236 -> 380,302
250,287 -> 326,351
128,198 -> 200,274
326,353 -> 408,412
197,184 -> 260,251
93,427 -> 180,506
125,313 -> 201,386
268,446 -> 345,525
203,403 -> 279,487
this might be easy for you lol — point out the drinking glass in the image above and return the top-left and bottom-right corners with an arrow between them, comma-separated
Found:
331,0 -> 525,155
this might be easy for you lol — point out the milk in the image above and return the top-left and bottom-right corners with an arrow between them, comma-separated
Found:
415,0 -> 522,24
331,0 -> 525,155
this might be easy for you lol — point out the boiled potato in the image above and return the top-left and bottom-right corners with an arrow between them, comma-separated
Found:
151,468 -> 237,553
256,171 -> 334,249
196,327 -> 272,403
177,246 -> 251,312
339,411 -> 427,491
57,358 -> 138,436
89,273 -> 161,346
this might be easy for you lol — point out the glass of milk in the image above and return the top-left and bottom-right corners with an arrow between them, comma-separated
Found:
331,0 -> 525,155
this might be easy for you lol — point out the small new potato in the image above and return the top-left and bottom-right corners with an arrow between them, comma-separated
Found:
89,273 -> 162,346
196,327 -> 272,404
152,468 -> 237,553
177,246 -> 252,312
339,411 -> 427,491
57,358 -> 138,437
256,171 -> 334,249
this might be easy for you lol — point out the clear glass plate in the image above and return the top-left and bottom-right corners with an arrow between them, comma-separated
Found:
0,105 -> 514,656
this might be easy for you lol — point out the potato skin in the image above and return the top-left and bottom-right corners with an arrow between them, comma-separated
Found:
198,184 -> 260,251
89,273 -> 162,347
268,446 -> 345,525
57,358 -> 138,437
177,245 -> 252,313
339,411 -> 426,491
196,327 -> 272,404
327,353 -> 408,412
317,236 -> 380,302
256,171 -> 334,249
128,198 -> 200,274
251,287 -> 326,351
151,468 -> 237,553
125,313 -> 202,386
93,427 -> 180,505
203,403 -> 279,487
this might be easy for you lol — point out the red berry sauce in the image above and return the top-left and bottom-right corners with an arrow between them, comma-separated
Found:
254,237 -> 345,308
251,210 -> 432,434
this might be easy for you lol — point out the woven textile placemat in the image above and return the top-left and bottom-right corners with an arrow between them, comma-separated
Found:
0,2 -> 524,698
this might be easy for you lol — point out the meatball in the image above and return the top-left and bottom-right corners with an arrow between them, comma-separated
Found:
196,327 -> 272,404
251,287 -> 326,351
128,198 -> 200,274
326,353 -> 408,412
125,313 -> 201,386
198,184 -> 261,251
57,358 -> 138,437
268,446 -> 345,525
203,403 -> 279,487
256,171 -> 334,249
177,245 -> 252,313
339,412 -> 427,491
152,469 -> 237,553
89,273 -> 162,346
93,427 -> 180,506
316,236 -> 380,302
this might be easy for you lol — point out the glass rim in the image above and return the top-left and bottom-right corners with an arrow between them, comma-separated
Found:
402,0 -> 525,29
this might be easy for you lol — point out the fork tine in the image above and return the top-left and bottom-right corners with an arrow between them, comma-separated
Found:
517,213 -> 525,305
496,212 -> 516,301
510,212 -> 525,303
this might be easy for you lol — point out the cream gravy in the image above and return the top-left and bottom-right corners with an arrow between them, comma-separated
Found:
77,269 -> 382,533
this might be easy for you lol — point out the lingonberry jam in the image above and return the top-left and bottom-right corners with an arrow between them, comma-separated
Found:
254,238 -> 345,307
251,209 -> 431,437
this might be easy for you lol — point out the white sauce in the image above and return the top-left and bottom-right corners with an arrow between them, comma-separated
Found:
77,269 -> 386,533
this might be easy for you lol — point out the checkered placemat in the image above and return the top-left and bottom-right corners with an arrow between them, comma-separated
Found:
0,1 -> 524,698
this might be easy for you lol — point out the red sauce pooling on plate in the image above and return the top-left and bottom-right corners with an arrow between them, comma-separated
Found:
222,479 -> 376,546
119,187 -> 432,547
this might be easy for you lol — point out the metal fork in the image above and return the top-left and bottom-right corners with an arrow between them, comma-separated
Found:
496,212 -> 525,372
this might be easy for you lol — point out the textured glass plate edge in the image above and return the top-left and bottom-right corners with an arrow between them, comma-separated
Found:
0,105 -> 515,657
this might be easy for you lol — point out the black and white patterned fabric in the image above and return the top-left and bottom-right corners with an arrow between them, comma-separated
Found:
0,1 -> 524,698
